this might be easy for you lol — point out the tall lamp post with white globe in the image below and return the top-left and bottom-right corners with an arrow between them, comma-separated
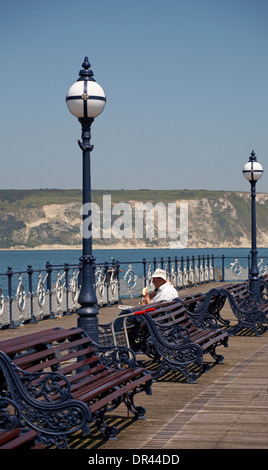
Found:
66,57 -> 106,341
242,150 -> 264,301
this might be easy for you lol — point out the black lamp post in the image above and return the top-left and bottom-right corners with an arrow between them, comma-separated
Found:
242,150 -> 264,301
66,57 -> 106,342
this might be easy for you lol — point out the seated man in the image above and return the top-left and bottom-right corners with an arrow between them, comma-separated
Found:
143,268 -> 178,304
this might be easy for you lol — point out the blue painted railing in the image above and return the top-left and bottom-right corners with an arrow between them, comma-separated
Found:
0,254 -> 267,329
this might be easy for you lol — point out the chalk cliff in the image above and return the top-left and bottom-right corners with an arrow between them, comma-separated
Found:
0,189 -> 267,249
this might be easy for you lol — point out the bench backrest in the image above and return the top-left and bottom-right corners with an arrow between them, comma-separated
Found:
0,327 -> 104,378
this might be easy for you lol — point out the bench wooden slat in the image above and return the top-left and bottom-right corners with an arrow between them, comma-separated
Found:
90,375 -> 152,412
0,327 -> 152,442
15,346 -> 98,374
0,428 -> 20,445
122,294 -> 229,382
0,429 -> 41,449
1,328 -> 84,355
74,367 -> 147,402
13,336 -> 93,368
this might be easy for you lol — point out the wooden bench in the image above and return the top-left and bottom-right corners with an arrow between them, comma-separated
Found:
178,288 -> 230,327
215,281 -> 268,335
0,428 -> 45,449
0,327 -> 152,445
117,299 -> 228,383
182,281 -> 267,335
0,396 -> 46,449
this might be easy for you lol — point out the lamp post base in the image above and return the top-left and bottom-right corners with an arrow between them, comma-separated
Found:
249,276 -> 261,303
77,254 -> 99,343
77,308 -> 99,344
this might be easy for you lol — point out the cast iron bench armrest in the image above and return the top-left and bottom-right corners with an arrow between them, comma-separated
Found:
93,341 -> 140,370
0,327 -> 152,444
119,300 -> 228,382
0,350 -> 91,449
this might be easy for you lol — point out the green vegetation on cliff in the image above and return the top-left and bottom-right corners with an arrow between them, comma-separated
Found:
0,189 -> 267,249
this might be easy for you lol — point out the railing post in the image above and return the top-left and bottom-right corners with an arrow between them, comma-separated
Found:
198,255 -> 201,284
168,257 -> 171,280
7,267 -> 15,329
192,256 -> 196,286
212,255 -> 215,281
202,255 -> 205,281
104,261 -> 111,307
78,260 -> 82,290
222,255 -> 225,282
142,258 -> 147,288
115,259 -> 122,304
27,264 -> 36,323
174,256 -> 178,289
46,262 -> 54,319
64,263 -> 71,315
180,256 -> 185,289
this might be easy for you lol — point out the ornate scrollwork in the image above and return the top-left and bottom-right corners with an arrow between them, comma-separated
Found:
109,268 -> 117,300
216,287 -> 266,336
0,351 -> 91,448
15,274 -> 26,314
0,287 -> 4,316
22,371 -> 72,403
133,313 -> 203,383
158,323 -> 191,345
95,266 -> 105,304
230,259 -> 243,280
124,264 -> 138,298
174,288 -> 223,329
177,266 -> 183,288
97,345 -> 137,370
258,258 -> 268,276
0,397 -> 20,432
69,269 -> 79,303
55,271 -> 64,305
189,261 -> 195,285
36,272 -> 47,308
209,259 -> 214,281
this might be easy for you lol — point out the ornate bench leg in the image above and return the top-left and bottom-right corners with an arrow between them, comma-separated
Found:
0,351 -> 91,449
93,408 -> 119,440
151,360 -> 199,384
210,347 -> 224,364
124,392 -> 147,420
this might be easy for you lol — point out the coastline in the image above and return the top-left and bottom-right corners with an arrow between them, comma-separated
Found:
0,243 -> 257,251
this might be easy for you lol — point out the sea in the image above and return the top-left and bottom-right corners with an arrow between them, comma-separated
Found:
0,246 -> 268,299
1,247 -> 268,274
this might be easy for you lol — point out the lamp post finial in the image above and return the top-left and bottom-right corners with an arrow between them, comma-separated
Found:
78,56 -> 94,81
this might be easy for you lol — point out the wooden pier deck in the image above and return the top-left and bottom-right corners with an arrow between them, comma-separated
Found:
1,281 -> 268,451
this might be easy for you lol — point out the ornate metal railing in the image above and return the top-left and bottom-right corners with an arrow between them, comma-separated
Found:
120,255 -> 215,298
119,255 -> 268,298
0,254 -> 267,329
0,260 -> 120,329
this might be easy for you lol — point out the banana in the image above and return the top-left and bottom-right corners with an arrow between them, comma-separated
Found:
142,287 -> 148,296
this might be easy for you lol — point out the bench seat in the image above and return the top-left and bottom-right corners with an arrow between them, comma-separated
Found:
0,428 -> 45,449
0,327 -> 152,443
118,299 -> 228,383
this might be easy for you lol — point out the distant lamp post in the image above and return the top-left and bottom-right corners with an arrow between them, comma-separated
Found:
66,57 -> 106,341
242,150 -> 264,300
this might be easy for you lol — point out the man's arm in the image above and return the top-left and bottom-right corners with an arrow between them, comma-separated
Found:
144,289 -> 157,304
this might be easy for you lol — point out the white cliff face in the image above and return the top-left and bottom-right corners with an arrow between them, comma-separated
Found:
1,191 -> 268,250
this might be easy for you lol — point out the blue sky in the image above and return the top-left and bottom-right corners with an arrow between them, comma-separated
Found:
0,0 -> 267,192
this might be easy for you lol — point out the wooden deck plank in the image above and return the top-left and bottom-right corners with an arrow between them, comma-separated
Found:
1,282 -> 268,450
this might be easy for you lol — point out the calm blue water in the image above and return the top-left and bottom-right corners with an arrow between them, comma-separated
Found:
1,247 -> 268,298
1,247 -> 268,273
